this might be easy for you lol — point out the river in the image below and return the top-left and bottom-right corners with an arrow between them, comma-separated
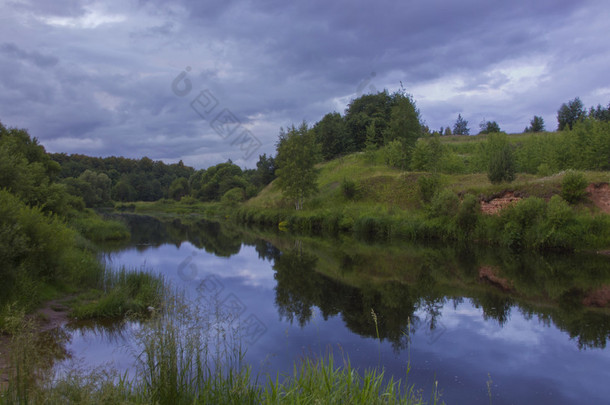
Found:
58,214 -> 610,404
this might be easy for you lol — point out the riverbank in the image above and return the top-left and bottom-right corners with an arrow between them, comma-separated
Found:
117,152 -> 610,252
235,153 -> 610,252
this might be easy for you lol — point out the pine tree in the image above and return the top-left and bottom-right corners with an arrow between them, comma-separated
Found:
453,114 -> 470,135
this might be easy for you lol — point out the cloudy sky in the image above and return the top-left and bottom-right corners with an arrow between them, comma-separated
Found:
1,0 -> 609,169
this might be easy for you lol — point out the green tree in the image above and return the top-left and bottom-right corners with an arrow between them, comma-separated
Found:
191,161 -> 246,202
524,116 -> 545,133
453,114 -> 470,135
344,91 -> 393,151
168,177 -> 189,200
363,121 -> 380,162
479,120 -> 501,134
589,103 -> 610,122
313,112 -> 351,160
112,179 -> 136,202
444,126 -> 452,136
253,153 -> 276,188
557,97 -> 586,130
0,124 -> 69,214
275,123 -> 319,210
383,91 -> 422,163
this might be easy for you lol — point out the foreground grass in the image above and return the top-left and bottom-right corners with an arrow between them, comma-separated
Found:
1,291 -> 441,405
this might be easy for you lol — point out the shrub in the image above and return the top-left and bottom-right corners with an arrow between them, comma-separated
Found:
438,153 -> 466,174
417,174 -> 440,203
506,197 -> 547,228
179,195 -> 198,205
382,139 -> 406,169
341,178 -> 358,200
561,170 -> 588,204
456,194 -> 480,236
484,133 -> 516,184
488,145 -> 516,184
546,195 -> 574,227
537,163 -> 552,176
428,189 -> 460,219
221,188 -> 245,207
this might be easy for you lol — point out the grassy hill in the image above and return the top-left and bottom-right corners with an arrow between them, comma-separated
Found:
240,131 -> 610,251
247,146 -> 608,212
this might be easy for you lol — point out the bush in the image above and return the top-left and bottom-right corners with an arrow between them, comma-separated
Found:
438,153 -> 466,174
561,170 -> 588,204
341,178 -> 358,200
221,188 -> 245,207
179,195 -> 198,205
483,133 -> 515,184
428,189 -> 459,219
456,194 -> 479,236
546,195 -> 574,227
488,145 -> 516,184
499,197 -> 547,249
0,190 -> 104,317
417,174 -> 440,203
537,163 -> 552,176
382,139 -> 406,169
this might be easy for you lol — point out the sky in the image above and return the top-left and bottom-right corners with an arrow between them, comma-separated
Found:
1,0 -> 609,169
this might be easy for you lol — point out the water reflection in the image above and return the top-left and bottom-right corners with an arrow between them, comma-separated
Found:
58,214 -> 610,404
105,214 -> 610,351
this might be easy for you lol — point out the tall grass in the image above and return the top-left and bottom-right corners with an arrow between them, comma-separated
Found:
68,211 -> 130,242
265,354 -> 436,405
71,267 -> 164,320
1,289 -> 442,404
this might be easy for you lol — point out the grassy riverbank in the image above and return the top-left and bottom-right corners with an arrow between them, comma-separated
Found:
236,151 -> 610,252
0,189 -> 160,334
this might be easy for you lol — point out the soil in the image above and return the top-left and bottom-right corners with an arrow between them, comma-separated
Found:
586,183 -> 610,214
478,266 -> 513,291
34,300 -> 71,333
480,191 -> 522,215
583,285 -> 610,307
479,183 -> 610,215
0,300 -> 71,390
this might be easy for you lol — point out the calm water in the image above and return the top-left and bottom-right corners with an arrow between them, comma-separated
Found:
59,214 -> 610,404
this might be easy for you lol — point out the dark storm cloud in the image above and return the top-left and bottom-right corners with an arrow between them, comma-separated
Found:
8,0 -> 88,17
0,0 -> 608,168
0,43 -> 59,68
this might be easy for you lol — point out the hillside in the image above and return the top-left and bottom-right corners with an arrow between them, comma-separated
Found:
246,146 -> 609,213
240,131 -> 610,252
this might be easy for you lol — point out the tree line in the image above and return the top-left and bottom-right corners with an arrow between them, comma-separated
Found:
49,152 -> 276,207
4,91 -> 608,210
273,92 -> 610,207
